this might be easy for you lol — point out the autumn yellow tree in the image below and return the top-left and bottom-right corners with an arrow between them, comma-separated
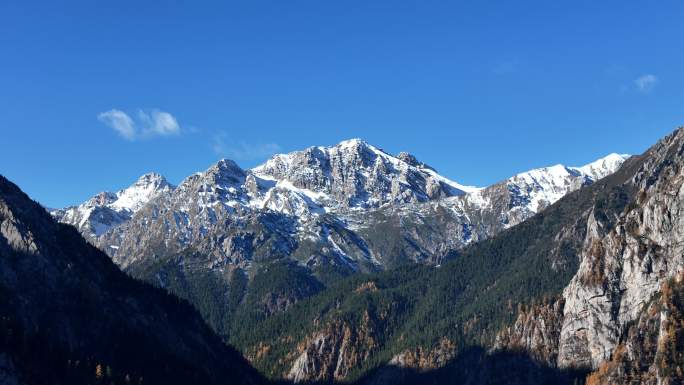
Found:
95,363 -> 103,380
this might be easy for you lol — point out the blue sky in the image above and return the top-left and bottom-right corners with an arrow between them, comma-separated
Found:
2,1 -> 683,208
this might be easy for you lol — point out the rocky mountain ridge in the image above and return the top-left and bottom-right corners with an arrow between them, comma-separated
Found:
459,127 -> 684,384
47,138 -> 636,384
51,172 -> 173,239
20,127 -> 684,385
218,128 -> 684,385
51,139 -> 628,273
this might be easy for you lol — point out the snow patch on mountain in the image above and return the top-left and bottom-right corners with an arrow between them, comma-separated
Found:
51,173 -> 174,237
109,173 -> 175,212
51,139 -> 630,274
507,153 -> 631,213
572,153 -> 631,181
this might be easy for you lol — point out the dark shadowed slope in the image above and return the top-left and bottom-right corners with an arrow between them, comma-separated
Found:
0,175 -> 263,385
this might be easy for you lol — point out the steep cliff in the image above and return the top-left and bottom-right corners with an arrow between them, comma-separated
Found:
487,127 -> 684,381
557,128 -> 684,370
585,272 -> 684,385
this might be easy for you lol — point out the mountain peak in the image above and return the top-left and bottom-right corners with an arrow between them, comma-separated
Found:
134,172 -> 169,185
573,153 -> 630,181
213,158 -> 244,172
110,172 -> 174,213
336,138 -> 367,147
49,171 -> 175,238
396,151 -> 419,166
205,159 -> 247,185
252,138 -> 476,207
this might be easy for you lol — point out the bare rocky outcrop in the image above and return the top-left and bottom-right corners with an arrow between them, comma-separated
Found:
253,138 -> 470,207
50,172 -> 173,240
486,128 -> 684,378
557,129 -> 684,370
585,272 -> 684,385
388,337 -> 458,371
287,313 -> 379,382
493,298 -> 565,366
53,140 -> 626,275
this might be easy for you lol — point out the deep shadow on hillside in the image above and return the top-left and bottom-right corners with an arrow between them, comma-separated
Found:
356,347 -> 589,385
0,174 -> 261,385
2,319 -> 589,385
263,347 -> 589,385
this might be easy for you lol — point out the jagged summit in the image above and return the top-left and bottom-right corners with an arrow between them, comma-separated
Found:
50,172 -> 174,238
572,153 -> 631,181
496,154 -> 631,214
51,139 -> 630,276
253,138 -> 476,207
336,137 -> 366,147
109,172 -> 174,212
204,158 -> 248,186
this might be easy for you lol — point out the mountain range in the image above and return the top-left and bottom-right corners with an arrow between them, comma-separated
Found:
52,139 -> 628,272
4,129 -> 684,384
48,140 -> 629,339
222,129 -> 684,384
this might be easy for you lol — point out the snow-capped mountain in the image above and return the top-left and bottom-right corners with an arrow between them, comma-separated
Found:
469,152 -> 631,218
87,139 -> 480,270
252,138 -> 478,209
335,152 -> 631,266
52,141 -> 628,271
51,140 -> 629,321
51,172 -> 174,239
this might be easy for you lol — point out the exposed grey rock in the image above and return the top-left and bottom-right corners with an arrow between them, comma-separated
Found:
493,299 -> 565,367
583,271 -> 684,384
49,139 -> 628,334
286,314 -> 379,383
489,128 -> 684,373
51,172 -> 173,239
557,129 -> 684,369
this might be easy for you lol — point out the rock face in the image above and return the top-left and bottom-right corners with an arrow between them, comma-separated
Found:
287,313 -> 379,382
252,138 -> 478,208
489,127 -> 684,379
493,298 -> 565,367
585,272 -> 684,385
388,337 -> 458,371
51,172 -> 173,240
52,140 -> 627,277
557,129 -> 684,370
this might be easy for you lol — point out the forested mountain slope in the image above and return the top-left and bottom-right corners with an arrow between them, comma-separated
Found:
227,127 -> 684,384
0,175 -> 262,385
49,140 -> 627,353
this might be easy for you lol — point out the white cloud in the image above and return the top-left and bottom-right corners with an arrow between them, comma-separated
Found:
97,109 -> 136,140
98,108 -> 182,140
634,74 -> 658,93
138,109 -> 181,136
212,131 -> 281,161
